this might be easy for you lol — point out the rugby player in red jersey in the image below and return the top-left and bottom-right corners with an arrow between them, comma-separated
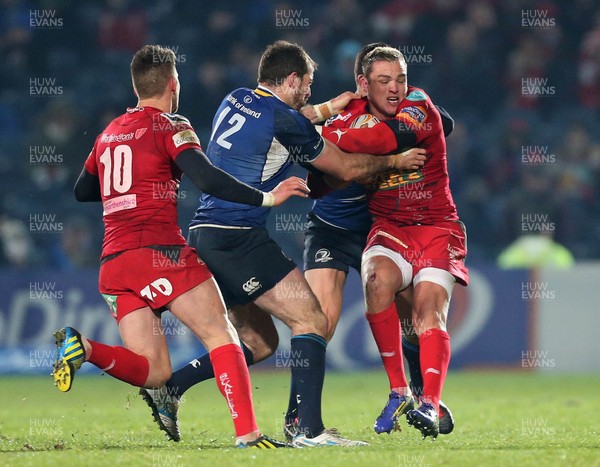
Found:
320,46 -> 468,439
51,44 -> 307,448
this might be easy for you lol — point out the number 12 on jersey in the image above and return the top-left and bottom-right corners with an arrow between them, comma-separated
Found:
211,107 -> 246,149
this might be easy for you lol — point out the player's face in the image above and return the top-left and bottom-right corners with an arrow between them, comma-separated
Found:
293,66 -> 313,110
363,60 -> 407,119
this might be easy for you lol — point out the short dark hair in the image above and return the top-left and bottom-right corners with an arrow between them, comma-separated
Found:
131,45 -> 176,99
257,40 -> 317,85
354,42 -> 390,79
361,46 -> 406,80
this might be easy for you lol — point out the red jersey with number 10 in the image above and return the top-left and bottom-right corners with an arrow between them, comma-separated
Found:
84,106 -> 202,258
323,86 -> 459,225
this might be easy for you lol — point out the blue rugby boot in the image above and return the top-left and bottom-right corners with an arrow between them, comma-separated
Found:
374,392 -> 415,434
52,327 -> 86,392
406,402 -> 439,440
410,381 -> 454,435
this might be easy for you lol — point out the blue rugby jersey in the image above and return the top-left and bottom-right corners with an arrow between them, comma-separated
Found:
310,182 -> 372,233
311,98 -> 373,234
190,86 -> 324,228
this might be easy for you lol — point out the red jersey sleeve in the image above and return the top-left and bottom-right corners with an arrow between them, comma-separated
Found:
393,88 -> 441,144
321,123 -> 398,154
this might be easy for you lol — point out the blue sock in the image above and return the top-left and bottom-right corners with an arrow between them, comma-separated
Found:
166,343 -> 254,398
286,376 -> 297,419
402,337 -> 423,398
290,333 -> 327,438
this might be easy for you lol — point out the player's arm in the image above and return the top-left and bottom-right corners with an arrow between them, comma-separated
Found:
74,167 -> 101,202
277,108 -> 424,183
321,121 -> 417,154
74,145 -> 101,202
175,148 -> 308,207
301,91 -> 360,124
310,139 -> 425,183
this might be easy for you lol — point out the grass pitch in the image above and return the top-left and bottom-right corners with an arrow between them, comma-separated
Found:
0,371 -> 598,466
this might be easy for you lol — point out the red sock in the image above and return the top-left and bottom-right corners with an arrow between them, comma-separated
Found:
366,303 -> 408,390
87,340 -> 149,387
210,343 -> 258,438
419,329 -> 451,411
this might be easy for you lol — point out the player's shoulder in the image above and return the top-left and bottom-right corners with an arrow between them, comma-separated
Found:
325,97 -> 369,128
157,111 -> 193,128
224,87 -> 277,122
404,86 -> 431,103
228,87 -> 269,107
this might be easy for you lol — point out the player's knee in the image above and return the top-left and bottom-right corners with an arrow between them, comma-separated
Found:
297,306 -> 328,337
363,271 -> 397,311
412,301 -> 447,334
314,308 -> 329,336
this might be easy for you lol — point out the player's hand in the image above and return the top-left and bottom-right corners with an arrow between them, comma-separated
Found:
391,148 -> 427,171
329,91 -> 361,115
269,176 -> 310,206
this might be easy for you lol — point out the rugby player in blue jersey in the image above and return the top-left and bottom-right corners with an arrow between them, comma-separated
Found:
141,40 -> 425,447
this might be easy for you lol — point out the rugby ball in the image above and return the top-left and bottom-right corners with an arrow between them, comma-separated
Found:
350,113 -> 380,128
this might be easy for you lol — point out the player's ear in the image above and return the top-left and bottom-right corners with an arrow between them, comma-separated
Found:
356,74 -> 368,97
285,72 -> 299,89
357,74 -> 369,96
167,75 -> 178,94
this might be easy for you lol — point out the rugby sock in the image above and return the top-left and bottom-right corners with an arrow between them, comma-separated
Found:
210,343 -> 258,437
291,333 -> 327,438
166,343 -> 254,398
402,337 -> 424,398
86,340 -> 149,387
285,376 -> 298,420
419,329 -> 451,412
366,303 -> 409,392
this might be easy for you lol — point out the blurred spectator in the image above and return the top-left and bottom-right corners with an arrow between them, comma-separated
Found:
2,0 -> 600,268
0,217 -> 39,268
96,0 -> 148,53
497,233 -> 574,269
578,12 -> 600,108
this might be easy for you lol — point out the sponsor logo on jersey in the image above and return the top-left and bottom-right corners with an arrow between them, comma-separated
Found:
135,128 -> 147,140
350,113 -> 380,128
330,128 -> 347,144
242,277 -> 262,294
100,132 -> 134,143
376,169 -> 424,191
398,106 -> 428,125
326,112 -> 353,126
173,129 -> 200,148
315,248 -> 333,263
405,90 -> 427,101
103,194 -> 137,215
